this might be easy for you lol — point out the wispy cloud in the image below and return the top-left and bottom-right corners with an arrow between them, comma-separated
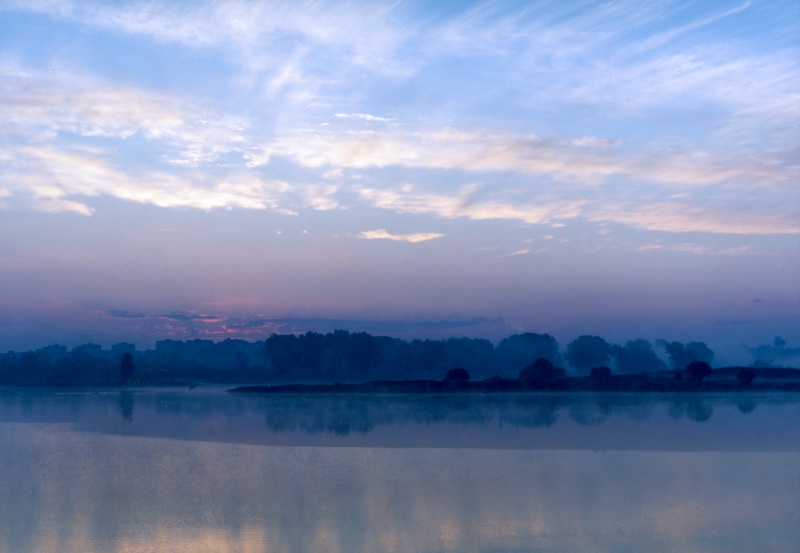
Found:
0,62 -> 248,167
1,145 -> 337,217
334,113 -> 393,122
591,201 -> 799,235
1,1 -> 797,241
637,243 -> 753,255
270,128 -> 627,180
2,147 -> 301,214
356,183 -> 586,226
358,229 -> 443,243
159,311 -> 224,324
271,127 -> 797,192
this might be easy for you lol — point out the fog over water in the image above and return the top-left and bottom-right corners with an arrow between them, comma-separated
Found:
1,389 -> 798,552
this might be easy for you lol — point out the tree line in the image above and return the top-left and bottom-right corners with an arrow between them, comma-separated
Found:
0,331 -> 724,386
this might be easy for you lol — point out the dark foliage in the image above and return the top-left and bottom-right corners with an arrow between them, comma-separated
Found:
497,333 -> 562,373
662,341 -> 714,371
519,358 -> 565,384
443,368 -> 470,382
685,361 -> 713,382
2,330 -> 798,389
590,366 -> 612,378
120,352 -> 135,383
566,336 -> 611,374
611,339 -> 667,373
736,368 -> 757,386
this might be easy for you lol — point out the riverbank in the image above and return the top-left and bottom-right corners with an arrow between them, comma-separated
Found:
230,367 -> 800,394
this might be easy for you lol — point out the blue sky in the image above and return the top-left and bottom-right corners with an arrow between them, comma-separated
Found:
1,0 -> 798,363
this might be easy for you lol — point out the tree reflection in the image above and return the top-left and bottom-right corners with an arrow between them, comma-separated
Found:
668,397 -> 714,423
686,399 -> 714,422
736,397 -> 757,414
118,391 -> 134,422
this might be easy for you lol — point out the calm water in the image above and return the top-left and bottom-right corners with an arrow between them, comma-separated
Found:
0,388 -> 798,553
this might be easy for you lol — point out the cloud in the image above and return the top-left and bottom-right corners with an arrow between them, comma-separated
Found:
159,311 -> 224,324
1,2 -> 796,240
571,136 -> 619,148
637,243 -> 753,255
591,201 -> 799,235
356,183 -> 586,226
270,126 -> 797,195
270,128 -> 628,181
359,229 -> 444,243
0,62 -> 249,167
2,146 -> 299,213
12,0 -> 421,86
2,119 -> 348,214
106,310 -> 148,319
334,113 -> 393,122
106,309 -> 223,324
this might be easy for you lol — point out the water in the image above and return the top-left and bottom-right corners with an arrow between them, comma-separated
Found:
1,388 -> 798,552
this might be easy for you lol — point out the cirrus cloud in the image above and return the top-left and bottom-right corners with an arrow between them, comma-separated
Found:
358,229 -> 444,243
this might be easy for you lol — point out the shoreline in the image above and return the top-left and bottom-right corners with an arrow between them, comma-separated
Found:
230,367 -> 800,395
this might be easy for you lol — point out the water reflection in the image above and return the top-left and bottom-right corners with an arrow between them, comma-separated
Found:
118,391 -> 134,421
0,389 -> 798,553
0,389 -> 798,451
0,425 -> 798,553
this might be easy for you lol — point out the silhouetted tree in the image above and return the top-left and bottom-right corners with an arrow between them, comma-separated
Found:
264,333 -> 326,380
497,333 -> 562,374
685,360 -> 712,382
443,368 -> 470,382
406,339 -> 448,379
747,336 -> 800,367
611,339 -> 666,373
736,368 -> 756,387
590,366 -> 612,378
120,352 -> 135,383
344,332 -> 381,381
444,337 -> 495,380
662,341 -> 714,370
519,358 -> 564,385
565,335 -> 611,374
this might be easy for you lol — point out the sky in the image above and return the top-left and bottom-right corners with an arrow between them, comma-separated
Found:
0,0 -> 798,364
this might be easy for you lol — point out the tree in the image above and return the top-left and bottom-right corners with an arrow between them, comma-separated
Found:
611,339 -> 666,373
662,341 -> 714,371
519,358 -> 564,384
747,336 -> 800,367
497,333 -> 562,374
444,337 -> 495,380
565,335 -> 611,374
344,332 -> 381,381
120,352 -> 135,383
736,368 -> 757,387
443,368 -> 470,382
685,360 -> 712,383
590,366 -> 612,378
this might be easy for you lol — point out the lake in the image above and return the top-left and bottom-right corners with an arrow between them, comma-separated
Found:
1,388 -> 798,552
